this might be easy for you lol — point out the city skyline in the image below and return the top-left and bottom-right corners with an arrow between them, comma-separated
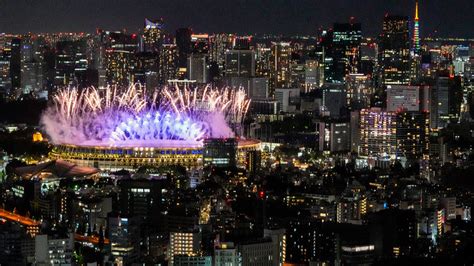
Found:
0,1 -> 473,265
0,0 -> 473,37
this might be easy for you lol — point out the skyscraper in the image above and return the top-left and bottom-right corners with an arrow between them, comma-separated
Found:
142,18 -> 164,53
187,53 -> 208,83
10,38 -> 21,90
270,42 -> 291,92
332,22 -> 362,82
379,15 -> 411,86
175,28 -> 193,69
359,108 -> 397,159
225,49 -> 255,77
159,43 -> 178,84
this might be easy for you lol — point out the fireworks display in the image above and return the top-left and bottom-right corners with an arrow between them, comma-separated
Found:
41,84 -> 251,148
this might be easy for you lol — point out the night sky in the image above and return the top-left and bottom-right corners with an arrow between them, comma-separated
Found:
0,0 -> 472,37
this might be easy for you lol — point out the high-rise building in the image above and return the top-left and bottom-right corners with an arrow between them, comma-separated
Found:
304,59 -> 324,92
379,15 -> 411,86
187,53 -> 208,83
168,230 -> 202,265
316,119 -> 351,152
142,18 -> 164,53
116,179 -> 164,224
359,107 -> 429,160
105,49 -> 135,85
359,108 -> 397,158
346,73 -> 374,110
191,34 -> 209,54
209,33 -> 234,69
321,84 -> 347,118
20,38 -> 44,93
332,22 -> 362,82
270,42 -> 292,93
274,87 -> 300,113
54,40 -> 88,87
395,111 -> 430,160
386,85 -> 420,112
159,43 -> 178,84
10,38 -> 21,90
176,28 -> 193,69
255,45 -> 272,79
225,49 -> 255,77
102,31 -> 138,86
203,138 -> 237,168
108,214 -> 141,264
430,75 -> 463,129
359,38 -> 377,75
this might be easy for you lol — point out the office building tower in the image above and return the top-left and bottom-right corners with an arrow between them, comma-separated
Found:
386,85 -> 420,112
304,59 -> 324,92
225,49 -> 255,77
209,33 -> 234,69
191,34 -> 209,54
105,49 -> 134,85
133,51 -> 158,88
203,138 -> 237,168
108,214 -> 141,264
332,22 -> 362,82
176,28 -> 193,69
274,87 -> 300,113
350,111 -> 361,153
142,18 -> 164,53
255,45 -> 272,79
359,38 -> 377,75
270,42 -> 291,92
359,108 -> 397,158
346,73 -> 373,110
321,84 -> 347,118
395,111 -> 430,160
55,40 -> 88,87
430,75 -> 463,129
316,119 -> 351,152
20,38 -> 44,94
233,36 -> 252,50
116,179 -> 163,224
159,43 -> 178,84
379,15 -> 411,85
0,56 -> 10,96
10,38 -> 21,90
222,76 -> 269,99
187,54 -> 208,83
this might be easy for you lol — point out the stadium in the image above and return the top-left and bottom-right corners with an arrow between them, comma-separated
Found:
42,84 -> 260,171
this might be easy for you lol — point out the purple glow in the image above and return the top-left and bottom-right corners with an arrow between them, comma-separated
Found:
41,84 -> 250,148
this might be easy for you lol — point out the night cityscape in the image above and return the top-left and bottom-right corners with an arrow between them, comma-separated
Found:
0,0 -> 474,265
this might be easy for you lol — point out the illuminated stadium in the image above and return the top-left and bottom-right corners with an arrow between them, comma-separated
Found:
42,84 -> 260,170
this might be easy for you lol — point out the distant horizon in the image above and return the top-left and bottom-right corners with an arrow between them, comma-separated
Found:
1,31 -> 473,41
0,0 -> 472,38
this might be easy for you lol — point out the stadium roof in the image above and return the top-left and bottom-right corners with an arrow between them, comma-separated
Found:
14,159 -> 98,179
